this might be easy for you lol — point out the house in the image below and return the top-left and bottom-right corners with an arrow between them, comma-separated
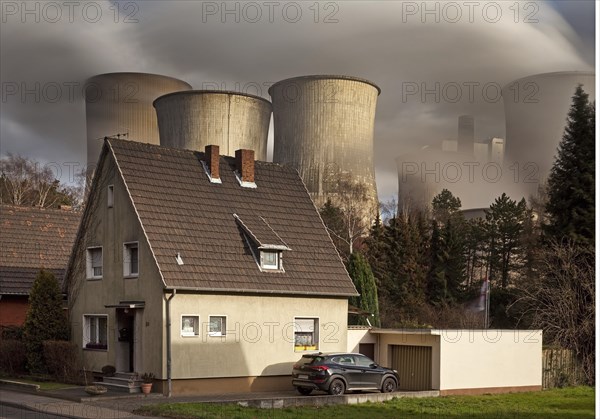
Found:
0,205 -> 80,327
65,138 -> 358,395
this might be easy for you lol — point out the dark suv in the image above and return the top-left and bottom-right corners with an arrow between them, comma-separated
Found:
292,353 -> 399,395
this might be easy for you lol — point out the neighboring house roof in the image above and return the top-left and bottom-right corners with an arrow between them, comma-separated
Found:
0,205 -> 80,295
91,138 -> 357,297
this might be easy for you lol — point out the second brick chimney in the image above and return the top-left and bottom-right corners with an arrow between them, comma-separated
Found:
205,145 -> 220,181
235,149 -> 255,184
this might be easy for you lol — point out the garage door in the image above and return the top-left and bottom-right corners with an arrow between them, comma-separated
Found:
390,345 -> 432,391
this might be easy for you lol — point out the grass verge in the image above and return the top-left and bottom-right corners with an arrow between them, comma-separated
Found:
134,386 -> 594,418
0,376 -> 77,391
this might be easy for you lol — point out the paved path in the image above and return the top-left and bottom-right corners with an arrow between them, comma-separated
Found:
0,390 -> 156,419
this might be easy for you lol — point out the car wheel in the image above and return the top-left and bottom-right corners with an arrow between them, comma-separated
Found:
296,387 -> 312,396
381,377 -> 397,393
328,378 -> 345,396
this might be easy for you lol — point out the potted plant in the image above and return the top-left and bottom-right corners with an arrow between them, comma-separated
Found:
140,372 -> 155,394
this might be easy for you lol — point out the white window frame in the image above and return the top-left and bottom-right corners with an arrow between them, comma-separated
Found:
86,247 -> 103,279
260,250 -> 280,270
83,314 -> 108,350
107,185 -> 114,208
181,314 -> 200,337
207,315 -> 227,337
123,241 -> 139,277
293,317 -> 319,352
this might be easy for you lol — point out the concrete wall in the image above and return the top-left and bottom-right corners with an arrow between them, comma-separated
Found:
347,327 -> 376,354
169,294 -> 349,379
154,91 -> 271,160
439,329 -> 542,394
69,154 -> 165,376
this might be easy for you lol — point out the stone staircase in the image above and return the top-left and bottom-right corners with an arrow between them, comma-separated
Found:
94,372 -> 141,393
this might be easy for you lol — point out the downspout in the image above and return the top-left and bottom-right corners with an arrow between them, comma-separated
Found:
164,289 -> 176,397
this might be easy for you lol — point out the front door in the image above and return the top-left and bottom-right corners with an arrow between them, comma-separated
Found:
116,309 -> 135,372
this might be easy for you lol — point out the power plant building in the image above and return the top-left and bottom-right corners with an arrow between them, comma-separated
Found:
269,75 -> 380,215
85,73 -> 192,172
502,71 -> 595,196
153,91 -> 271,160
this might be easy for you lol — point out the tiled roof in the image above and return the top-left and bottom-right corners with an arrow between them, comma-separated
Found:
0,205 -> 80,295
107,139 -> 357,297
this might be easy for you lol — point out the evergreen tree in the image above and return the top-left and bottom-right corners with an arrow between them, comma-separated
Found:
485,194 -> 529,288
427,189 -> 467,304
23,270 -> 69,373
431,188 -> 462,223
347,253 -> 380,327
545,85 -> 595,248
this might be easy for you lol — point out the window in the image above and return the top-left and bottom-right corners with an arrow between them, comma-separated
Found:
83,315 -> 108,350
181,315 -> 199,337
123,242 -> 139,277
294,318 -> 318,351
108,185 -> 114,207
260,251 -> 280,270
354,355 -> 374,367
86,247 -> 103,279
208,316 -> 226,337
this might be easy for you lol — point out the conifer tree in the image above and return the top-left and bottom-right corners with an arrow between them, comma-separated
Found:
23,270 -> 69,373
347,253 -> 380,327
545,85 -> 595,248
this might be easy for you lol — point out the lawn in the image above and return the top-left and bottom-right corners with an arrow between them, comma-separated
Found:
0,376 -> 77,391
135,386 -> 594,418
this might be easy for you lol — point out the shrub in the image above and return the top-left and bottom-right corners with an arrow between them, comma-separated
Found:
23,270 -> 69,373
42,340 -> 83,384
101,365 -> 116,377
1,325 -> 24,341
0,339 -> 27,374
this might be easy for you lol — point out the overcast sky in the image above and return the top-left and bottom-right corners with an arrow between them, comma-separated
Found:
0,0 -> 595,207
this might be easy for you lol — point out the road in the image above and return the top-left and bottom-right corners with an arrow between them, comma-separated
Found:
0,404 -> 70,419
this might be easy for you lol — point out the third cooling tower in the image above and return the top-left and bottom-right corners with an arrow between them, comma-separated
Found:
153,90 -> 272,160
502,71 -> 595,197
269,75 -> 380,213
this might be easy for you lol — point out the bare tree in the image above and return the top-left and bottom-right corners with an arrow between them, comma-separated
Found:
321,171 -> 374,256
1,154 -> 34,205
516,240 -> 594,384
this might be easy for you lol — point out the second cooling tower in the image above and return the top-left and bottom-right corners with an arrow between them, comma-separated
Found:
269,75 -> 380,210
153,91 -> 272,160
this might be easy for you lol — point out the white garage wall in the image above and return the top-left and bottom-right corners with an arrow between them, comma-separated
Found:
439,330 -> 542,391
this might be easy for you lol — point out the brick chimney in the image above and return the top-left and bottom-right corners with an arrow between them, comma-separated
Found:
204,145 -> 220,181
235,149 -> 255,183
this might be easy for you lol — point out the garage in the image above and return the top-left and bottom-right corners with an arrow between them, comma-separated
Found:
390,345 -> 432,391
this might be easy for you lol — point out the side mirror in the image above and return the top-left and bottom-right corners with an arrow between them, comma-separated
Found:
370,363 -> 378,368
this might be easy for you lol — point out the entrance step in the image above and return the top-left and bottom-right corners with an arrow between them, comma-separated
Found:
95,372 -> 141,393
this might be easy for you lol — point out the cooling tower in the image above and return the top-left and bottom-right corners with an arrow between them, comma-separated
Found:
502,71 -> 595,196
85,72 -> 192,171
269,75 -> 380,213
153,91 -> 271,160
458,115 -> 475,154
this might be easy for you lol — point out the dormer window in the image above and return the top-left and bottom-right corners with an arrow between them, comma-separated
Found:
233,214 -> 290,273
261,251 -> 280,270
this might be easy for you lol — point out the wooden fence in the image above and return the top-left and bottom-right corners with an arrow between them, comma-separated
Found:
542,348 -> 585,388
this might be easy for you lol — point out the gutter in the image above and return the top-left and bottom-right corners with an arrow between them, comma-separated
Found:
163,289 -> 176,397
